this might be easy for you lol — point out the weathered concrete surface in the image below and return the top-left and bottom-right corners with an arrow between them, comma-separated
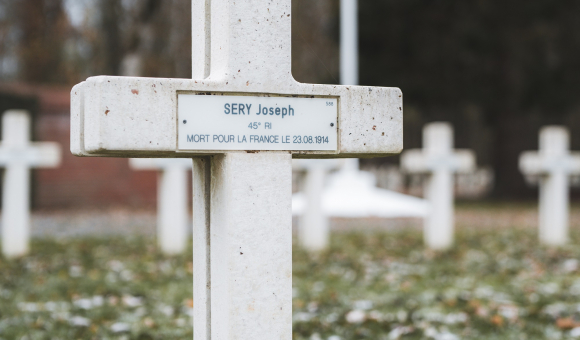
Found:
519,126 -> 580,246
210,152 -> 292,340
0,110 -> 61,258
401,122 -> 475,250
192,157 -> 210,340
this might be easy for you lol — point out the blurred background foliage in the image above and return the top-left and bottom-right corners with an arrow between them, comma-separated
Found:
1,0 -> 580,199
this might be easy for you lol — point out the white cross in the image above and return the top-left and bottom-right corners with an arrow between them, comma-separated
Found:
70,0 -> 403,337
401,122 -> 475,250
519,126 -> 580,246
0,110 -> 61,258
292,159 -> 343,251
129,158 -> 192,255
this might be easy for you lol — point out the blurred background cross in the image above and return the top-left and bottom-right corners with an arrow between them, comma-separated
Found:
0,110 -> 60,258
519,127 -> 580,246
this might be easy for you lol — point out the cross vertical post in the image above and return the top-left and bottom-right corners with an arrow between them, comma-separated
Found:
2,111 -> 30,258
293,159 -> 343,252
423,124 -> 454,249
540,128 -> 569,245
209,153 -> 292,338
157,164 -> 188,253
301,164 -> 327,250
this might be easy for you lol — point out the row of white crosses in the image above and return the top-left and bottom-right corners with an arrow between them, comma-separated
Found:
403,123 -> 580,249
1,111 -> 575,267
70,0 -> 403,338
0,0 -> 571,293
2,111 -> 573,263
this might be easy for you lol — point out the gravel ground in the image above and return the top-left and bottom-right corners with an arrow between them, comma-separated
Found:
1,203 -> 579,238
323,203 -> 580,233
27,210 -> 161,238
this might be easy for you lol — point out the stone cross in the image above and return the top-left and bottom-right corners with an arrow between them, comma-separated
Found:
129,158 -> 192,255
0,110 -> 61,258
70,0 -> 402,337
519,126 -> 580,246
401,122 -> 475,250
292,159 -> 343,251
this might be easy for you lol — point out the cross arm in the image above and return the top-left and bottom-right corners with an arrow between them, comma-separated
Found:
401,149 -> 475,173
519,151 -> 580,175
450,150 -> 476,173
519,152 -> 544,176
71,76 -> 402,158
400,149 -> 430,173
567,153 -> 580,174
0,142 -> 61,167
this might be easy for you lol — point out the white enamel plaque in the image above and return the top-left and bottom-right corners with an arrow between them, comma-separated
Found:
177,93 -> 338,151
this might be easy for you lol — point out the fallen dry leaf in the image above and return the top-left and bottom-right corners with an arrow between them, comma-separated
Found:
556,317 -> 579,329
491,315 -> 504,327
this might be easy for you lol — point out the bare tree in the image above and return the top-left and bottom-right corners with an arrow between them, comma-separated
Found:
15,0 -> 70,83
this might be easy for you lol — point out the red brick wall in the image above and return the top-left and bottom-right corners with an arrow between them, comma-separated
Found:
34,113 -> 161,209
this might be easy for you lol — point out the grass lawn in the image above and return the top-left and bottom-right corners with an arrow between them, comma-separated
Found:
1,228 -> 580,339
0,238 -> 193,340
